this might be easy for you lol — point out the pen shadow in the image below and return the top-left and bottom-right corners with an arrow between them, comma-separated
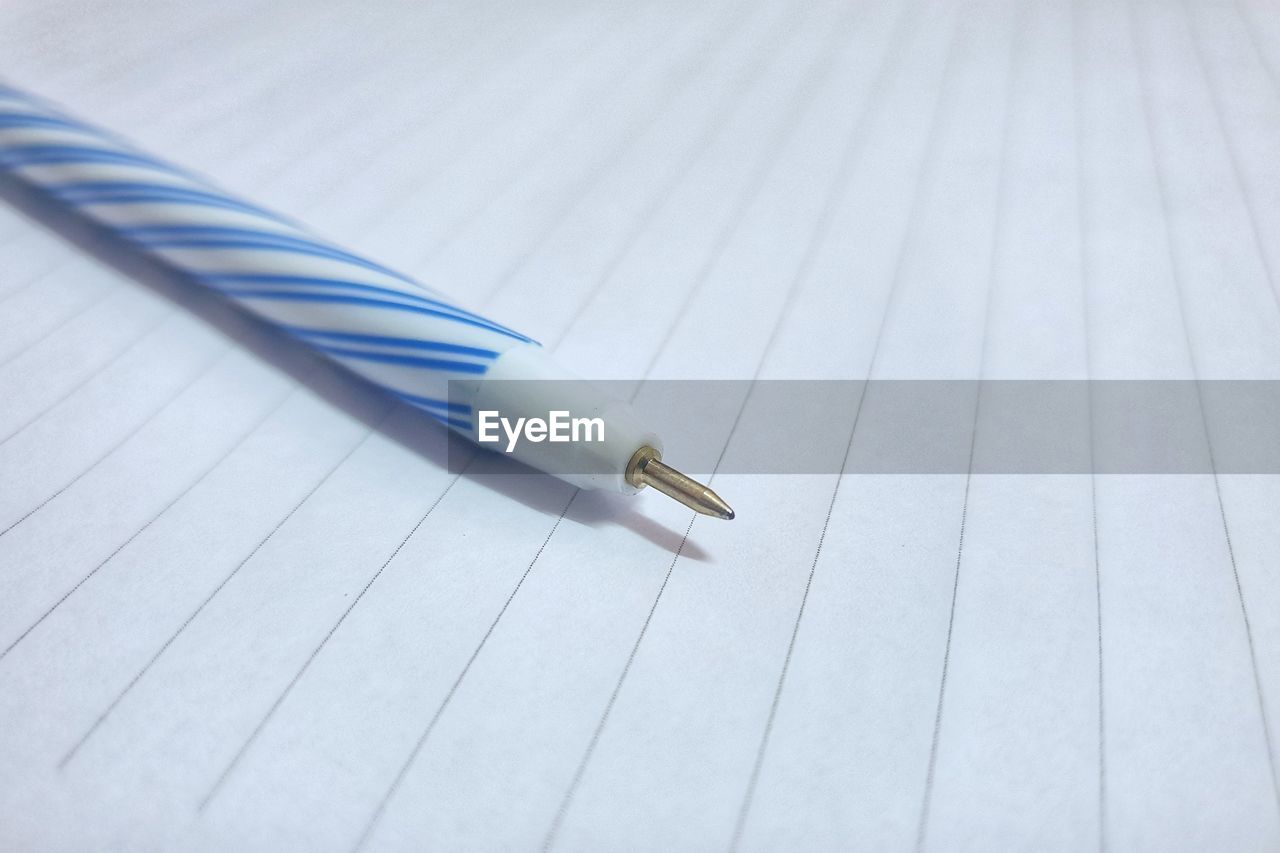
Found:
0,177 -> 705,558
571,491 -> 712,563
464,461 -> 712,562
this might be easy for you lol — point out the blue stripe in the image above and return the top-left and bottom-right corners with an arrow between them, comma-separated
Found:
280,326 -> 499,359
390,391 -> 472,414
55,182 -> 283,220
133,229 -> 394,275
122,224 -> 327,246
124,225 -> 412,282
66,193 -> 284,221
135,236 -> 417,285
139,232 -> 532,340
204,274 -> 524,338
313,343 -> 489,374
427,412 -> 473,431
0,113 -> 95,133
394,396 -> 473,429
52,180 -> 215,196
0,145 -> 186,176
211,289 -> 531,342
132,232 -> 531,343
398,399 -> 472,430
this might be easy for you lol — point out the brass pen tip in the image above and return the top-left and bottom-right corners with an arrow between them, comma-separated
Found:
625,446 -> 735,520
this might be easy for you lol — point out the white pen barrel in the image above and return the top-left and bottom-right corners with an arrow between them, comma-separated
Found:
0,82 -> 660,493
0,83 -> 538,434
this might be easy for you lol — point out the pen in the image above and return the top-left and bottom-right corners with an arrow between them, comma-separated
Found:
0,83 -> 733,520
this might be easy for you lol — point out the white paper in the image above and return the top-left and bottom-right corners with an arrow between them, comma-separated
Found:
1,0 -> 1278,850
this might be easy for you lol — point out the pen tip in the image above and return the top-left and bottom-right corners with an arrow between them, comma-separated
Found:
702,489 -> 735,521
626,447 -> 735,520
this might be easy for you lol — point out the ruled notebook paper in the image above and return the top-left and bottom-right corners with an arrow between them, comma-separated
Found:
2,0 -> 1280,851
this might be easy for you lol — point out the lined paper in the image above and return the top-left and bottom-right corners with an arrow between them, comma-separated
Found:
2,0 -> 1280,850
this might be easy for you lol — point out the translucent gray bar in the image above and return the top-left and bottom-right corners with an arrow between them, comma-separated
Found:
447,380 -> 1280,475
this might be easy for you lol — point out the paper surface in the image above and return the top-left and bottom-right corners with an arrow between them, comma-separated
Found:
2,0 -> 1279,850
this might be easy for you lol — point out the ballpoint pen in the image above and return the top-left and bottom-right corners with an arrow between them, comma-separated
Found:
0,83 -> 734,519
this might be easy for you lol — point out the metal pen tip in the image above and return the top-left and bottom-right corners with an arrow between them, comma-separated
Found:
625,446 -> 735,520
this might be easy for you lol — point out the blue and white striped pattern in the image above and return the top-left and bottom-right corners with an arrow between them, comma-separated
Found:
0,83 -> 538,432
